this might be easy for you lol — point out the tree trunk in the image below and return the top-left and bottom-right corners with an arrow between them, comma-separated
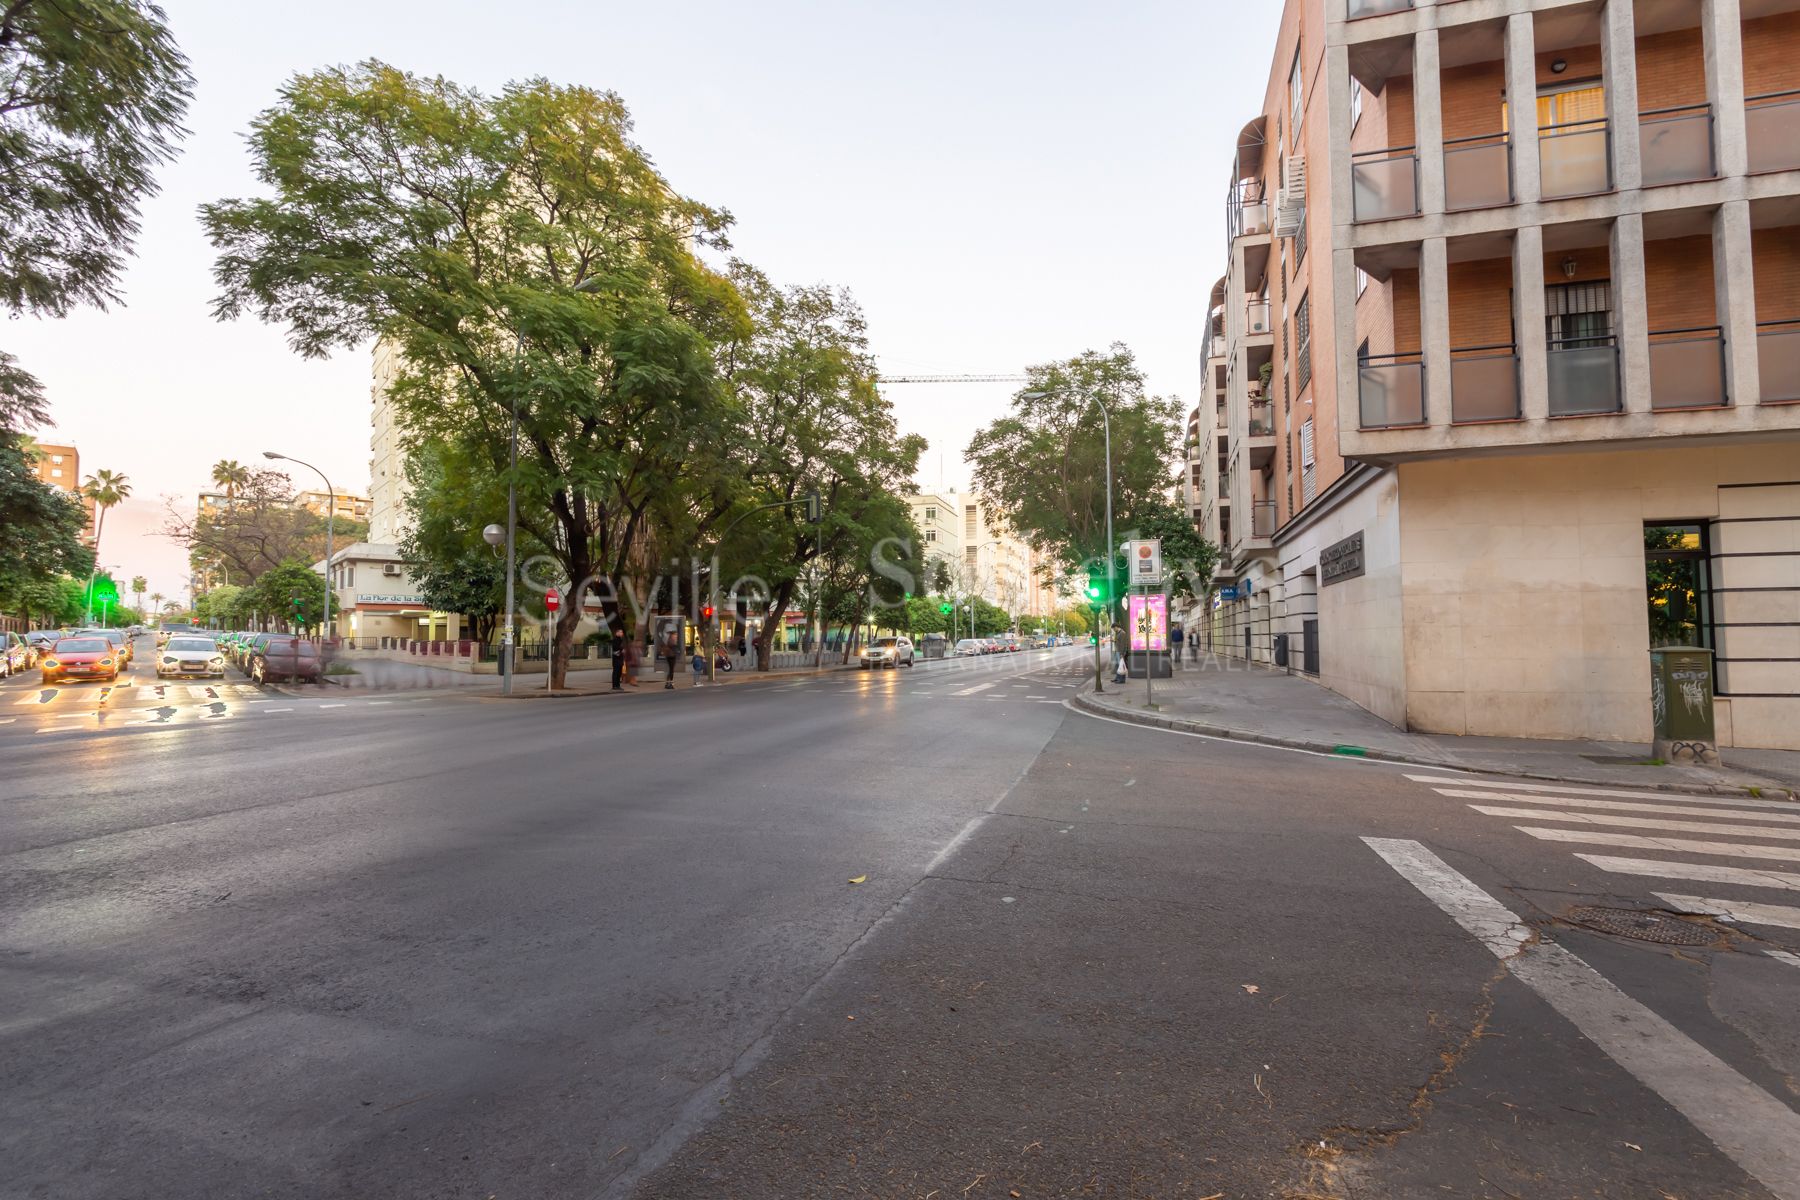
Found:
754,577 -> 797,671
552,604 -> 582,688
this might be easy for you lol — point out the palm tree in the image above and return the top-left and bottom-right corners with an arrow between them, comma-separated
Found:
81,469 -> 131,555
131,575 -> 147,615
149,592 -> 164,616
211,459 -> 249,497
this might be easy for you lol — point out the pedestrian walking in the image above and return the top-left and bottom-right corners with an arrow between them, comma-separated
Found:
1170,623 -> 1184,669
623,636 -> 642,687
610,620 -> 627,691
1112,622 -> 1129,683
662,627 -> 680,690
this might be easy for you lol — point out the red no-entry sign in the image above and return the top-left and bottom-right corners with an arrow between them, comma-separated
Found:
545,588 -> 560,612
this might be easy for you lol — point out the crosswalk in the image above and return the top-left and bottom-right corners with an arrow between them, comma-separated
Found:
12,683 -> 263,706
1410,773 -> 1800,934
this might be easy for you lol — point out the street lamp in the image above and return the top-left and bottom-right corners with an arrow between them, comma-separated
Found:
499,277 -> 605,695
1023,389 -> 1114,691
263,451 -> 334,641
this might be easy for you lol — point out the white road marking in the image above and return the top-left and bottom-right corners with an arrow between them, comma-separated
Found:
1364,837 -> 1800,1199
1654,894 -> 1800,931
1470,805 -> 1800,842
1518,826 -> 1800,863
1577,855 -> 1800,891
1436,787 -> 1800,821
1408,773 -> 1792,806
952,681 -> 996,696
1768,950 -> 1800,970
317,703 -> 346,709
1435,785 -> 1800,816
1064,700 -> 1385,764
263,707 -> 294,713
1025,694 -> 1048,699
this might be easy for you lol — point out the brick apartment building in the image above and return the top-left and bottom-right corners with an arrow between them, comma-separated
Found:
1187,0 -> 1800,750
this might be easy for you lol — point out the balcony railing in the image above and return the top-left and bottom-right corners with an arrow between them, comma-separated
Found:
1358,352 -> 1425,429
1228,179 -> 1268,239
1352,146 -> 1420,222
1649,326 -> 1727,410
1246,298 -> 1272,335
1546,334 -> 1621,416
1248,401 -> 1275,436
1241,200 -> 1269,237
1443,132 -> 1512,211
1757,319 -> 1800,403
1210,334 -> 1226,358
1348,0 -> 1411,16
1746,91 -> 1800,174
1251,501 -> 1277,538
1539,118 -> 1612,199
1450,344 -> 1520,423
1639,104 -> 1715,186
1219,479 -> 1230,499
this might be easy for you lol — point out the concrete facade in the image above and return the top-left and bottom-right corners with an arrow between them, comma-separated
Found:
1192,0 -> 1800,751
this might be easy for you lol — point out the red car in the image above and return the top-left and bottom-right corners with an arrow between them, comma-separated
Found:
41,636 -> 121,685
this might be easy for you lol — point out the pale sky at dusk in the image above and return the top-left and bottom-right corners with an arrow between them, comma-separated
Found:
11,0 -> 1282,601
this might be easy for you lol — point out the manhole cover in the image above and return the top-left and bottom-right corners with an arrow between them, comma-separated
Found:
1564,906 -> 1716,946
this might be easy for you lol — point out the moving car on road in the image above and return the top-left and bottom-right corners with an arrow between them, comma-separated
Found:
2,631 -> 35,676
157,635 -> 226,680
858,636 -> 915,669
40,637 -> 120,685
248,635 -> 322,684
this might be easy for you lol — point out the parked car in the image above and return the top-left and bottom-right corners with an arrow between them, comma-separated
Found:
858,636 -> 915,669
40,636 -> 120,684
953,638 -> 985,657
157,635 -> 226,680
248,635 -> 322,684
1,631 -> 34,676
236,632 -> 277,667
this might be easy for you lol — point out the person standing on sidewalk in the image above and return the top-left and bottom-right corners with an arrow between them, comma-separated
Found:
1112,622 -> 1129,683
610,617 -> 627,691
662,627 -> 680,690
1170,623 -> 1183,670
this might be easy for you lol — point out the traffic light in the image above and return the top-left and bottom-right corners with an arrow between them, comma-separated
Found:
804,489 -> 821,524
700,604 -> 715,623
1084,574 -> 1105,605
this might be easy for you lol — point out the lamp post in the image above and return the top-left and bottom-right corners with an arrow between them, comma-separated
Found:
1023,388 -> 1113,691
263,452 -> 334,641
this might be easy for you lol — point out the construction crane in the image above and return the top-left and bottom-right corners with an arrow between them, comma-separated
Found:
874,374 -> 1028,384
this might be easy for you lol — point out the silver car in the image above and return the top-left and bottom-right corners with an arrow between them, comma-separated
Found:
157,635 -> 227,680
859,636 -> 915,669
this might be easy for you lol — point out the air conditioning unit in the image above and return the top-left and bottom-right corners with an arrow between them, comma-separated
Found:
382,563 -> 403,577
1273,155 -> 1307,237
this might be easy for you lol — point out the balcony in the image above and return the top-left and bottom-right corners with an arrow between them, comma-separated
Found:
1649,327 -> 1727,410
1348,0 -> 1410,16
1251,501 -> 1277,538
1639,105 -> 1715,186
1746,91 -> 1800,174
1443,132 -> 1511,212
1248,400 -> 1275,436
1450,344 -> 1519,423
1352,147 -> 1419,222
1539,119 -> 1612,199
1210,333 -> 1226,358
1758,320 -> 1800,403
1246,298 -> 1272,336
1241,201 -> 1269,236
1219,479 -> 1231,500
1358,352 -> 1425,428
1547,334 -> 1621,416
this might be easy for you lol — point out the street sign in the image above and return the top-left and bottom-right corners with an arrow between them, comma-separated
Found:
545,588 -> 560,612
1126,538 -> 1163,583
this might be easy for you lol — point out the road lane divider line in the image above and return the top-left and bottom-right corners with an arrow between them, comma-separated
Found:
317,703 -> 346,709
1364,836 -> 1800,1200
1577,855 -> 1800,891
1768,950 -> 1800,970
1435,787 -> 1800,820
1516,826 -> 1800,863
951,681 -> 996,696
1469,805 -> 1800,842
262,707 -> 294,713
1653,894 -> 1800,931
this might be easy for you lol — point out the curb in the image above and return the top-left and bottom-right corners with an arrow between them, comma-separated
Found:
1070,689 -> 1799,801
463,663 -> 856,701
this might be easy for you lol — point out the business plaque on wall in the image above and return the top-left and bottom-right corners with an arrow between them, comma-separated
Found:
1320,531 -> 1365,586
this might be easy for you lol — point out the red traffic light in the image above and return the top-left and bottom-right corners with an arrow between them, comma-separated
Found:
700,605 -> 715,621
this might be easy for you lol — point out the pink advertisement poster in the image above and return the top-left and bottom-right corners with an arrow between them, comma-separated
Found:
1127,593 -> 1168,652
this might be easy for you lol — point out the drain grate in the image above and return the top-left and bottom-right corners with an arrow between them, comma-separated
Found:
1564,906 -> 1717,946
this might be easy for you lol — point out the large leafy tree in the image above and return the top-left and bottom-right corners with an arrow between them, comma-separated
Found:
248,559 -> 338,634
203,62 -> 742,686
967,345 -> 1189,580
397,440 -> 507,645
0,439 -> 89,619
162,466 -> 350,584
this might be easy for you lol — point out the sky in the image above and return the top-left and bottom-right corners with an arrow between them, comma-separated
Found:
12,0 -> 1282,601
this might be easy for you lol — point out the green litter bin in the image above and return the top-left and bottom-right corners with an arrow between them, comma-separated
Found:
1649,646 -> 1719,766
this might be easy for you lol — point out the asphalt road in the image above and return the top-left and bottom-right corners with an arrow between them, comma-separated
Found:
3,641 -> 1797,1199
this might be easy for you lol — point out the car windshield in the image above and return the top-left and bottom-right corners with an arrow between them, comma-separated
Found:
875,638 -> 899,648
167,638 -> 216,652
55,639 -> 108,653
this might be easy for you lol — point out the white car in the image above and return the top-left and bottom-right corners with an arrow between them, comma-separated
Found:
157,636 -> 227,680
859,636 -> 915,669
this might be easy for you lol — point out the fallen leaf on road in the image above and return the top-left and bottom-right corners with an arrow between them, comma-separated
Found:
962,1173 -> 987,1195
1241,984 -> 1260,994
846,1014 -> 855,1020
1625,1142 -> 1642,1152
848,875 -> 867,884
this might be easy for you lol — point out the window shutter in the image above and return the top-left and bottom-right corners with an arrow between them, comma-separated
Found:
1301,418 -> 1315,467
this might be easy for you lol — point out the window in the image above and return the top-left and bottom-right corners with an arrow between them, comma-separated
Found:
925,529 -> 936,543
50,454 -> 63,464
924,506 -> 936,520
1300,418 -> 1316,467
1349,79 -> 1362,129
1295,294 -> 1312,393
1356,267 -> 1369,297
50,468 -> 61,478
1289,45 -> 1304,133
1545,279 -> 1613,347
1643,524 -> 1712,650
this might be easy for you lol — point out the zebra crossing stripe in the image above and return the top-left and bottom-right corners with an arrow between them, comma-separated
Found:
1469,805 -> 1800,843
1407,774 -> 1785,805
1518,826 -> 1800,863
1653,894 -> 1800,931
1435,787 -> 1800,821
1576,855 -> 1800,891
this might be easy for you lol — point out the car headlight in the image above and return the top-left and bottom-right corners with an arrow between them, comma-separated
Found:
210,656 -> 224,665
42,658 -> 58,669
163,656 -> 177,665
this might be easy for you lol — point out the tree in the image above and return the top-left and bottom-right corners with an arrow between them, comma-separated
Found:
80,467 -> 129,559
248,559 -> 337,634
130,573 -> 146,611
0,438 -> 90,620
967,345 -> 1184,579
1108,493 -> 1218,606
163,466 -> 344,584
203,63 -> 744,687
394,440 -> 508,645
193,582 -> 245,628
148,590 -> 163,614
210,459 -> 248,496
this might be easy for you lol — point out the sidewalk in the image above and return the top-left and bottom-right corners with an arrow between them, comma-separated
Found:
1075,657 -> 1800,798
468,657 -> 854,699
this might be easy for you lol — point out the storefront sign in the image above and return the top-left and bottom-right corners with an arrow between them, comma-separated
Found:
355,593 -> 426,605
1127,593 -> 1168,652
1321,531 -> 1365,587
1218,584 -> 1239,602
